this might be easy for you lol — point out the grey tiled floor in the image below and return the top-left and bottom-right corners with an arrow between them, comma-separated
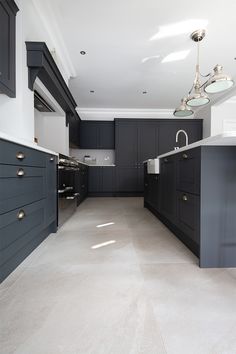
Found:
1,198 -> 236,354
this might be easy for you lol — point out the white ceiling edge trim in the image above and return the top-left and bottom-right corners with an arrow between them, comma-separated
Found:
76,107 -> 180,120
31,0 -> 77,80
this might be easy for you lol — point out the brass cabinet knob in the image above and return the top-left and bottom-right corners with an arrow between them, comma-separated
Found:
183,153 -> 188,159
182,195 -> 188,201
17,210 -> 25,220
17,168 -> 25,177
16,152 -> 25,160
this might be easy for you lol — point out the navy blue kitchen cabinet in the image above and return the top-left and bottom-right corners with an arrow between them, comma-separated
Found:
0,139 -> 57,283
69,114 -> 81,148
144,146 -> 236,268
115,118 -> 202,195
88,166 -> 115,196
76,163 -> 88,204
80,121 -> 115,149
0,0 -> 19,97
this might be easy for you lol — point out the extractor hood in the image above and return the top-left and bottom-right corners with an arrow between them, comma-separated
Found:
34,90 -> 55,112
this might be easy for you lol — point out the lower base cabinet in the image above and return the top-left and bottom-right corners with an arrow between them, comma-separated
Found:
176,191 -> 200,245
144,146 -> 236,268
88,166 -> 115,195
0,139 -> 57,283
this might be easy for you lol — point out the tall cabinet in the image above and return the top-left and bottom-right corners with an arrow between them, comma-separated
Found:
115,120 -> 158,193
115,118 -> 202,195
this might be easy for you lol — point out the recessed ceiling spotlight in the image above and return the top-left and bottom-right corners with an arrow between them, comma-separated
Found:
80,51 -> 86,55
90,90 -> 95,93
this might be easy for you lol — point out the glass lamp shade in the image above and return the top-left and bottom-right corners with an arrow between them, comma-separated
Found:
186,88 -> 210,107
204,65 -> 234,93
174,98 -> 194,117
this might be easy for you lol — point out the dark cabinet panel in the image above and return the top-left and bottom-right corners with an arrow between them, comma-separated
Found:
80,122 -> 98,149
88,167 -> 101,193
101,167 -> 115,192
0,0 -> 18,97
88,166 -> 115,194
0,138 -> 57,282
137,122 -> 158,163
80,121 -> 114,149
69,115 -> 80,148
176,148 -> 200,195
116,167 -> 139,192
115,121 -> 138,166
158,121 -> 202,155
0,139 -> 46,167
99,122 -> 115,149
0,165 -> 46,214
160,156 -> 176,222
176,191 -> 200,244
45,155 -> 57,226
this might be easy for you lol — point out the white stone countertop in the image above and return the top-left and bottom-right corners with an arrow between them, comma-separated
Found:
0,132 -> 58,156
157,132 -> 236,159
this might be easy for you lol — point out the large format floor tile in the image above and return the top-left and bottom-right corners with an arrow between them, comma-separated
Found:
1,197 -> 236,354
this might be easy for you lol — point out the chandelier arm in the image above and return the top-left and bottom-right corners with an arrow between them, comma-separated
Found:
199,72 -> 211,78
188,83 -> 195,95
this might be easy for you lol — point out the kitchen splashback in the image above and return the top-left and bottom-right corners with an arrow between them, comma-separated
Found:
70,149 -> 115,165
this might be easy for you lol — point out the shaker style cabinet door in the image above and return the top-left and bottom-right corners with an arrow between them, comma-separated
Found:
0,0 -> 18,97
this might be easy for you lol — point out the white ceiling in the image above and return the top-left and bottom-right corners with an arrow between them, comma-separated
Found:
39,0 -> 236,110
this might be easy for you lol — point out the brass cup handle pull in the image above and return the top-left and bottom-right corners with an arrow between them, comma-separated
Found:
183,153 -> 188,159
17,168 -> 25,177
164,158 -> 168,163
50,157 -> 54,162
17,210 -> 25,220
182,195 -> 188,202
16,152 -> 25,160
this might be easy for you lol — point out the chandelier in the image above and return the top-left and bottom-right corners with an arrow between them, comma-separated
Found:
174,29 -> 234,117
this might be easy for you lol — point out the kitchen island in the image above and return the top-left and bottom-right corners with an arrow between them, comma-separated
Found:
144,133 -> 236,268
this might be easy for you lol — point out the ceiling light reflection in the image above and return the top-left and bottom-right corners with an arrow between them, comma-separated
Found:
96,222 -> 115,228
91,240 -> 116,249
162,50 -> 190,63
150,19 -> 208,41
142,55 -> 160,63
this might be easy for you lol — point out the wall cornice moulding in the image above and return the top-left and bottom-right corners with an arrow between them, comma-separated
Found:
31,0 -> 76,80
76,108 -> 177,120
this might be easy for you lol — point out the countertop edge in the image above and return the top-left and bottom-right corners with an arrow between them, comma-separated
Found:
157,132 -> 236,159
0,132 -> 58,156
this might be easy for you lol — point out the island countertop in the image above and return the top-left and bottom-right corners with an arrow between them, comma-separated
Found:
157,132 -> 236,159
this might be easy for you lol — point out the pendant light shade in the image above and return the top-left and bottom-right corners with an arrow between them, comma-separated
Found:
204,64 -> 234,93
174,98 -> 194,117
186,85 -> 210,107
173,30 -> 234,117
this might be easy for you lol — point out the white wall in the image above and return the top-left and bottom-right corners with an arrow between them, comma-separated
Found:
0,0 -> 70,145
211,98 -> 236,135
194,105 -> 212,138
35,110 -> 69,155
70,149 -> 115,165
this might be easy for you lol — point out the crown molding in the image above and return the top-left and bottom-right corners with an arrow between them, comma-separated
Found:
31,0 -> 76,80
76,107 -> 175,120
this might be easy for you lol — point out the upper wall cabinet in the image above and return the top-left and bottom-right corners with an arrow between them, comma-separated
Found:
0,0 -> 19,97
79,121 -> 115,149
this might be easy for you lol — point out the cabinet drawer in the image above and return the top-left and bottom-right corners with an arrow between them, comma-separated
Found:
176,191 -> 200,244
0,140 -> 46,167
176,149 -> 200,195
0,200 -> 45,267
0,165 -> 46,214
